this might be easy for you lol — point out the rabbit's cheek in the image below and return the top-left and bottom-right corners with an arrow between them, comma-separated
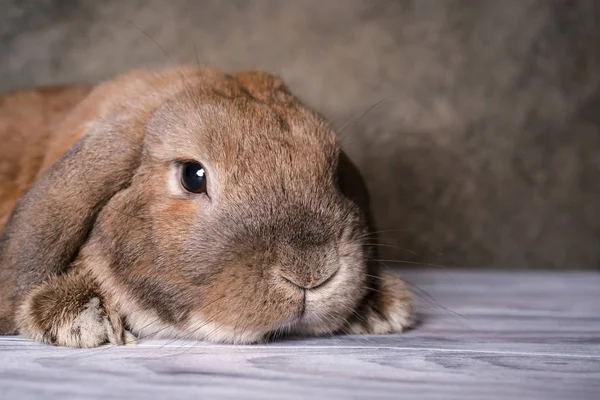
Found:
183,267 -> 303,343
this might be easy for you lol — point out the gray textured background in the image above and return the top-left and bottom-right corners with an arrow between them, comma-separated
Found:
1,0 -> 599,270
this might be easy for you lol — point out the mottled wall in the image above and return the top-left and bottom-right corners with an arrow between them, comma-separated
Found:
2,0 -> 599,269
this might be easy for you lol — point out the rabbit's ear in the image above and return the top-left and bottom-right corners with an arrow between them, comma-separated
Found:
337,151 -> 374,230
0,117 -> 144,331
0,71 -> 174,334
0,67 -> 217,333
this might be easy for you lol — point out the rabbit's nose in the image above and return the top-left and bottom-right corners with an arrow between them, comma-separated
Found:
279,266 -> 338,290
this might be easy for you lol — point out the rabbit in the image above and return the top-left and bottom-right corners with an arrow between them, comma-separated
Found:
0,66 -> 414,347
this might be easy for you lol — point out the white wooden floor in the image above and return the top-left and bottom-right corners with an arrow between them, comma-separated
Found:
1,269 -> 598,400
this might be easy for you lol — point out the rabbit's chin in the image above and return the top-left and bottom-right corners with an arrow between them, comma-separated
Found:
118,301 -> 351,345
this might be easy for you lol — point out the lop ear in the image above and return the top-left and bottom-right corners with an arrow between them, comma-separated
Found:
337,151 -> 375,232
0,109 -> 144,333
0,67 -> 211,333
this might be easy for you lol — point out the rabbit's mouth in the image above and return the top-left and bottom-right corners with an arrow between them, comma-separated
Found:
261,259 -> 365,341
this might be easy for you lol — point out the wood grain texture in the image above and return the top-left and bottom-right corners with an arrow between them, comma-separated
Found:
1,269 -> 598,400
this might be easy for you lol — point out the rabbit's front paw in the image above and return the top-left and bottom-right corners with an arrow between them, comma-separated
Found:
345,272 -> 415,335
63,297 -> 121,347
17,271 -> 128,348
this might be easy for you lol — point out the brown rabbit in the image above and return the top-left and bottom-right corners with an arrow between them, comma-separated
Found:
0,66 -> 414,347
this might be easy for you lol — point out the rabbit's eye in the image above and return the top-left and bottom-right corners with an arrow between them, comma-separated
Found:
180,162 -> 207,194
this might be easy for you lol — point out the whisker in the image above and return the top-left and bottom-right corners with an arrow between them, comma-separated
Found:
364,243 -> 425,260
360,228 -> 427,238
193,41 -> 201,68
335,97 -> 392,143
126,19 -> 174,65
126,19 -> 205,114
369,256 -> 452,270
125,316 -> 162,339
365,273 -> 386,281
373,258 -> 470,324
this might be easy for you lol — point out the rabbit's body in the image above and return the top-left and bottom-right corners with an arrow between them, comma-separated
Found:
0,66 -> 413,347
